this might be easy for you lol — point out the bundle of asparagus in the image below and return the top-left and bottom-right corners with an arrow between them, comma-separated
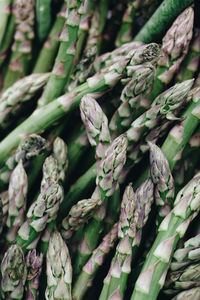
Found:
1,0 -> 200,299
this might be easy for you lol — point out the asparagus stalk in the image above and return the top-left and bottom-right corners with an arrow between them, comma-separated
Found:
0,134 -> 47,190
72,222 -> 118,300
134,85 -> 200,188
6,160 -> 28,243
126,79 -> 194,167
59,163 -> 96,219
73,135 -> 128,275
93,41 -> 143,73
0,52 -> 132,166
164,233 -> 200,294
45,230 -> 72,300
25,250 -> 43,300
176,29 -> 200,82
38,0 -> 83,106
61,198 -> 98,239
109,63 -> 156,135
133,0 -> 194,42
0,190 -> 9,227
0,193 -> 3,235
0,3 -> 15,68
101,180 -> 154,299
17,182 -> 63,253
131,172 -> 200,300
3,0 -> 35,89
149,142 -> 174,224
75,0 -> 97,60
39,155 -> 60,254
36,0 -> 52,42
172,287 -> 200,300
0,73 -> 50,129
150,6 -> 194,100
33,2 -> 67,73
80,95 -> 111,161
1,244 -> 27,299
40,155 -> 58,194
115,1 -> 136,47
164,262 -> 200,294
0,0 -> 12,48
69,0 -> 108,91
52,136 -> 68,182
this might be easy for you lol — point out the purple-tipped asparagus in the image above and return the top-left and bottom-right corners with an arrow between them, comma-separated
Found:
25,250 -> 43,300
1,244 -> 27,299
80,95 -> 111,161
6,159 -> 28,243
149,142 -> 174,224
46,230 -> 72,300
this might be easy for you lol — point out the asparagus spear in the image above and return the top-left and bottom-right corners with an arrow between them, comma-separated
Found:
61,198 -> 98,239
59,163 -> 96,219
93,41 -> 143,73
36,0 -> 52,42
25,250 -> 43,300
0,190 -> 9,227
38,0 -> 83,106
150,6 -> 194,100
75,0 -> 96,61
69,0 -> 108,91
0,73 -> 50,129
131,172 -> 200,300
40,155 -> 58,194
0,0 -> 12,48
133,0 -> 194,42
134,85 -> 200,188
115,1 -> 136,47
164,262 -> 200,294
172,287 -> 200,300
0,52 -> 132,166
0,134 -> 47,189
176,29 -> 200,82
126,79 -> 194,167
6,160 -> 28,243
0,193 -> 3,235
46,230 -> 72,300
72,222 -> 118,300
3,0 -> 35,89
39,155 -> 60,254
73,135 -> 128,275
149,142 -> 174,224
33,2 -> 67,73
52,136 -> 68,182
100,180 -> 154,299
163,233 -> 200,294
17,182 -> 63,253
80,95 -> 111,161
109,63 -> 156,135
1,244 -> 27,299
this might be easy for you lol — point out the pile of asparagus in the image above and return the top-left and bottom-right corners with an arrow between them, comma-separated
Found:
1,0 -> 200,299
